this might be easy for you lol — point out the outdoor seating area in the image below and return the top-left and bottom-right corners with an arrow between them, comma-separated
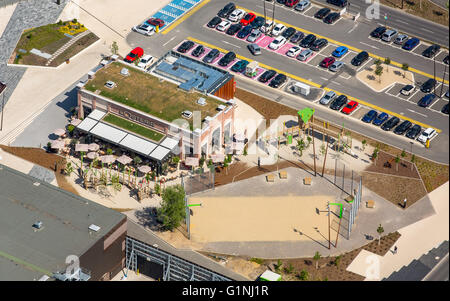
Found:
366,200 -> 375,208
303,177 -> 312,185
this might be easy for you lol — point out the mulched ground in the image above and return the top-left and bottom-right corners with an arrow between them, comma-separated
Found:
365,150 -> 420,179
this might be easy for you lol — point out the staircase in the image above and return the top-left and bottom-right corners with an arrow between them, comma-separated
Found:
45,30 -> 91,66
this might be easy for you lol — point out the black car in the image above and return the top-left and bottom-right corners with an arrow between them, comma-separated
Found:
282,27 -> 296,39
258,69 -> 277,83
381,116 -> 400,131
191,45 -> 205,57
203,49 -> 220,63
226,23 -> 242,35
444,55 -> 449,65
420,79 -> 436,93
177,41 -> 194,53
237,25 -> 252,39
314,7 -> 330,19
327,0 -> 347,7
393,120 -> 412,135
324,12 -> 340,24
442,103 -> 449,114
218,2 -> 236,18
207,16 -> 222,28
330,95 -> 348,110
406,124 -> 422,139
422,44 -> 440,58
251,16 -> 266,29
277,0 -> 287,3
370,26 -> 386,39
300,34 -> 316,48
268,74 -> 287,88
218,51 -> 236,66
310,38 -> 328,51
290,31 -> 304,43
351,51 -> 369,66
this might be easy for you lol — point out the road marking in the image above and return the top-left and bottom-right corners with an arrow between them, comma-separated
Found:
348,23 -> 358,34
187,37 -> 442,133
396,20 -> 409,25
359,42 -> 378,50
407,109 -> 427,117
162,0 -> 211,35
222,40 -> 241,48
162,36 -> 176,47
331,81 -> 341,86
421,28 -> 434,33
320,76 -> 328,81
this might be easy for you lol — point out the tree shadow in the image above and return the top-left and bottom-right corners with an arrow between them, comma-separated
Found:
134,206 -> 162,231
367,75 -> 376,81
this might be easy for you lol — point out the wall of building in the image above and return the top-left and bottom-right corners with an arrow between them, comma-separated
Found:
213,77 -> 235,100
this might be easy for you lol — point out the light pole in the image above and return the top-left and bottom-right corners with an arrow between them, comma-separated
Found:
440,63 -> 447,98
410,141 -> 413,156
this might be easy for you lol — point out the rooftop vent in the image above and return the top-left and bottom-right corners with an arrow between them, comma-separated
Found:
89,224 -> 101,232
33,182 -> 40,186
217,104 -> 226,111
33,221 -> 43,229
197,97 -> 206,106
105,81 -> 116,89
120,68 -> 130,76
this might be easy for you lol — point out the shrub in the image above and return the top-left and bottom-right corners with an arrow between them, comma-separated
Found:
250,258 -> 264,265
67,124 -> 75,133
156,185 -> 186,231
106,148 -> 113,155
297,269 -> 309,281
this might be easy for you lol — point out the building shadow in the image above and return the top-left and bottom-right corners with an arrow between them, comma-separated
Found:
293,228 -> 329,250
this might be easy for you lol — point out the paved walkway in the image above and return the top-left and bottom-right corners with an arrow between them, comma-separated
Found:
45,29 -> 91,66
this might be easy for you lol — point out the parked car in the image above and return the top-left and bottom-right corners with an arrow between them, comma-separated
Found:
231,60 -> 249,73
261,19 -> 274,33
323,12 -> 340,24
248,43 -> 262,55
247,29 -> 262,42
330,95 -> 348,110
216,20 -> 232,31
320,57 -> 335,68
394,34 -> 408,45
147,18 -> 165,28
420,79 -> 436,93
327,0 -> 347,7
329,61 -> 344,72
417,127 -> 437,143
370,26 -> 386,39
218,51 -> 236,66
295,0 -> 311,11
381,28 -> 398,42
310,38 -> 328,51
393,120 -> 412,135
418,94 -> 436,107
176,41 -> 194,53
272,23 -> 287,36
361,110 -> 378,123
332,46 -> 348,58
372,112 -> 389,126
132,23 -> 155,36
124,47 -> 144,63
441,103 -> 449,114
258,69 -> 277,83
237,25 -> 253,38
351,51 -> 369,66
218,2 -> 236,18
297,49 -> 313,61
400,84 -> 414,96
381,116 -> 400,131
406,124 -> 422,139
314,7 -> 330,19
402,37 -> 420,51
226,23 -> 242,35
285,0 -> 300,7
341,101 -> 358,114
269,36 -> 287,50
191,45 -> 205,57
299,34 -> 316,48
207,16 -> 222,28
251,16 -> 266,29
240,12 -> 256,26
203,49 -> 220,63
320,91 -> 337,105
290,31 -> 304,43
269,74 -> 287,88
444,55 -> 449,65
137,54 -> 153,69
422,44 -> 440,58
286,46 -> 302,57
228,9 -> 245,22
282,27 -> 296,39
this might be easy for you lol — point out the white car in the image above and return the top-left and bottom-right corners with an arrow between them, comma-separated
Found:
271,23 -> 286,37
417,127 -> 437,143
228,9 -> 245,22
269,36 -> 287,50
138,54 -> 154,70
260,20 -> 274,34
295,0 -> 311,11
217,20 -> 232,32
297,49 -> 313,61
286,46 -> 301,57
132,23 -> 155,36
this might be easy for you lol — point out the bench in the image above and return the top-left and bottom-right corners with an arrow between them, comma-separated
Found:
366,200 -> 375,208
279,171 -> 287,179
266,174 -> 275,182
303,177 -> 312,185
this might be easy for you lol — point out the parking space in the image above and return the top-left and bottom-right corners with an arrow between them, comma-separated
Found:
409,90 -> 426,105
436,50 -> 449,63
385,83 -> 403,98
430,98 -> 449,113
412,43 -> 429,56
352,106 -> 371,120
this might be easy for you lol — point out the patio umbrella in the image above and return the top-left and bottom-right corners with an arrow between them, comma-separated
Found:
234,133 -> 245,141
51,140 -> 65,149
70,119 -> 82,126
53,128 -> 66,136
99,155 -> 115,164
88,143 -> 100,151
232,142 -> 245,151
138,165 -> 152,173
211,153 -> 225,163
86,152 -> 99,160
185,157 -> 199,167
116,154 -> 132,165
75,143 -> 89,152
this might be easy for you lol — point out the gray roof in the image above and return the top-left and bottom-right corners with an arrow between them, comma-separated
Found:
0,164 -> 125,281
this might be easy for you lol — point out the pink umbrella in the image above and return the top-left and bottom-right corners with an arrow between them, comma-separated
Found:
184,157 -> 199,167
88,143 -> 99,151
51,140 -> 65,149
70,119 -> 82,126
116,154 -> 132,165
99,155 -> 115,164
211,153 -> 225,163
54,128 -> 66,136
138,165 -> 152,173
86,152 -> 99,160
75,143 -> 89,152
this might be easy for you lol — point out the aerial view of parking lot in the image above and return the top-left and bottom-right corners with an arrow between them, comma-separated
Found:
0,0 -> 448,291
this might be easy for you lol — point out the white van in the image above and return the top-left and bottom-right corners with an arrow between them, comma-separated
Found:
381,29 -> 398,42
137,55 -> 154,70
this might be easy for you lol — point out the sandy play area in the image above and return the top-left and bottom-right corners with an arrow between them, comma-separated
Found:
189,195 -> 337,243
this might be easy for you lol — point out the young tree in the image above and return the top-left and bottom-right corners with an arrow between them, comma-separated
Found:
395,155 -> 400,172
334,255 -> 342,268
401,149 -> 406,159
374,59 -> 382,66
377,224 -> 384,246
106,148 -> 113,155
133,156 -> 142,166
375,65 -> 383,83
297,139 -> 306,157
157,184 -> 186,231
111,41 -> 119,55
361,139 -> 367,151
313,251 -> 321,270
384,57 -> 391,73
297,269 -> 309,281
410,154 -> 416,171
372,148 -> 379,166
401,63 -> 409,78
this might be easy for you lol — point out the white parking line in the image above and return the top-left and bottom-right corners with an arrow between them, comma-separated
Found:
162,36 -> 176,47
359,41 -> 379,50
422,28 -> 434,34
406,89 -> 420,101
356,58 -> 373,72
222,40 -> 241,48
407,108 -> 427,117
396,20 -> 409,25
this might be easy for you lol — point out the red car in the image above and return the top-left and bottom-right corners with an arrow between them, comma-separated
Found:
124,47 -> 144,63
341,100 -> 359,114
240,13 -> 256,26
285,0 -> 300,7
147,18 -> 165,28
320,57 -> 335,68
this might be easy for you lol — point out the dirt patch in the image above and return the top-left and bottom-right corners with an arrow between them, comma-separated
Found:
357,64 -> 414,92
49,32 -> 99,67
365,150 -> 420,179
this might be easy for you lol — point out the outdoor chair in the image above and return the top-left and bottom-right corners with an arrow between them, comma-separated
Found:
303,177 -> 312,185
279,171 -> 287,179
366,200 -> 375,208
266,174 -> 275,182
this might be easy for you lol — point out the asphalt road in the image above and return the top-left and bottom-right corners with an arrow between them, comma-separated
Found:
423,253 -> 449,281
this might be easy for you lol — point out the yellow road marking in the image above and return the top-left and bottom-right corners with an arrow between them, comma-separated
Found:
162,0 -> 211,35
187,36 -> 442,133
236,5 -> 449,85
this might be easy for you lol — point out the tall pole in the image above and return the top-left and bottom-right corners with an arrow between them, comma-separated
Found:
440,64 -> 447,98
311,118 -> 316,177
322,133 -> 329,177
271,0 -> 275,36
433,54 -> 436,96
335,209 -> 344,247
0,91 -> 4,131
327,202 -> 331,250
263,0 -> 266,24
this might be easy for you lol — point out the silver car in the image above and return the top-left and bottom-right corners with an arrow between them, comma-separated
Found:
329,61 -> 344,72
297,49 -> 313,61
320,91 -> 336,105
248,43 -> 261,56
394,34 -> 408,45
247,29 -> 262,42
295,0 -> 311,11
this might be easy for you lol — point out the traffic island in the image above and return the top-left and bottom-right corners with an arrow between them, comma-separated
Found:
356,64 -> 414,92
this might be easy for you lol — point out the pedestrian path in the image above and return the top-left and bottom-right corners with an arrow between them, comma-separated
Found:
45,29 -> 91,66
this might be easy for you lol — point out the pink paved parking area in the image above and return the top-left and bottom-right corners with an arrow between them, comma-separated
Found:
257,36 -> 274,48
276,43 -> 295,55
